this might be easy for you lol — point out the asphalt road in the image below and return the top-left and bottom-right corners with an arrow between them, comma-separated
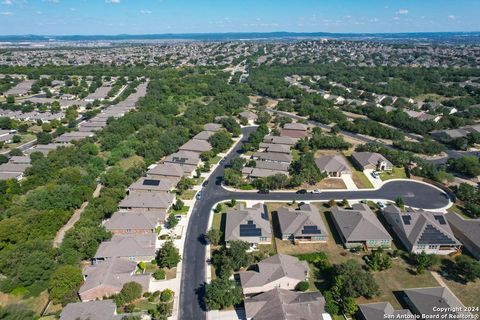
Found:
178,126 -> 451,320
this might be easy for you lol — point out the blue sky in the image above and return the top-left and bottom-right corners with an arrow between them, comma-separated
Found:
0,0 -> 479,35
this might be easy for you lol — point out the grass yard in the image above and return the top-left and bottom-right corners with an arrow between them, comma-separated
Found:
209,155 -> 222,165
178,189 -> 197,200
117,155 -> 144,170
448,203 -> 473,219
442,277 -> 480,312
0,290 -> 49,316
165,267 -> 177,280
170,205 -> 190,215
380,167 -> 407,181
351,170 -> 374,189
304,178 -> 346,190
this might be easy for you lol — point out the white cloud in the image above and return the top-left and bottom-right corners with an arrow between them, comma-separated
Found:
393,16 -> 400,21
44,0 -> 60,3
69,7 -> 75,11
2,0 -> 13,5
448,15 -> 456,20
105,0 -> 120,3
0,11 -> 13,15
396,9 -> 409,15
140,9 -> 151,14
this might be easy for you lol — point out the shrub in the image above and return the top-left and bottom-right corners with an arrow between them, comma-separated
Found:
153,269 -> 166,280
296,281 -> 309,292
160,289 -> 174,302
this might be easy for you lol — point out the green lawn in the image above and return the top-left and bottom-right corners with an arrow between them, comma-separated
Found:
178,189 -> 197,200
170,205 -> 190,215
209,155 -> 222,165
380,167 -> 407,181
351,170 -> 374,189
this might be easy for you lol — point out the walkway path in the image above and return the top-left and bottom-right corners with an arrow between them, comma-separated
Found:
53,183 -> 102,248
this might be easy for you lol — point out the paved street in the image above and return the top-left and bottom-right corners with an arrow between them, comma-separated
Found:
178,126 -> 451,320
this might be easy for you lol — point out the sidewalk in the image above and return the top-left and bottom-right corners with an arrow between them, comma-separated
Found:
341,174 -> 358,190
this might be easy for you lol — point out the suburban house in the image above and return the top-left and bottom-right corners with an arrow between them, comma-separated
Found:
60,300 -> 123,320
242,161 -> 290,179
78,257 -> 150,302
331,203 -> 392,249
179,139 -> 212,155
239,254 -> 309,295
263,135 -> 298,146
239,110 -> 258,125
280,122 -> 309,139
402,287 -> 472,318
258,143 -> 291,154
204,123 -> 222,132
357,302 -> 412,320
315,155 -> 351,177
352,152 -> 393,171
193,130 -> 215,141
277,203 -> 328,243
252,151 -> 292,164
54,131 -> 95,143
163,151 -> 201,175
244,288 -> 329,320
93,233 -> 157,262
9,156 -> 31,165
383,205 -> 460,255
147,163 -> 185,180
225,203 -> 272,247
103,211 -> 164,234
128,176 -> 177,193
118,191 -> 174,213
446,212 -> 480,260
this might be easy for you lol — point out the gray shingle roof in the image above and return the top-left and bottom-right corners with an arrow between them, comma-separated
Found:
315,155 -> 351,174
277,203 -> 328,238
331,203 -> 392,242
179,139 -> 212,153
446,212 -> 480,255
119,191 -> 174,209
403,287 -> 471,317
103,211 -> 164,231
352,152 -> 392,170
94,234 -> 156,259
239,254 -> 308,289
225,203 -> 271,242
60,300 -> 119,320
147,163 -> 185,178
129,176 -> 177,192
245,288 -> 327,320
358,302 -> 412,320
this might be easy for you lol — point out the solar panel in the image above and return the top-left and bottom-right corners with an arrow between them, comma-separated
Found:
401,216 -> 412,225
143,179 -> 161,186
418,225 -> 456,245
434,215 -> 446,225
301,225 -> 321,235
239,220 -> 262,237
172,157 -> 187,163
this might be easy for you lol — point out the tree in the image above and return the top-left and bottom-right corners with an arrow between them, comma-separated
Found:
116,282 -> 142,306
332,260 -> 379,299
36,131 -> 52,145
455,183 -> 476,202
11,135 -> 21,144
448,156 -> 480,177
395,196 -> 405,209
160,289 -> 174,302
296,281 -> 309,292
289,152 -> 325,185
0,304 -> 35,320
223,168 -> 242,187
366,251 -> 392,271
206,229 -> 222,245
204,277 -> 243,310
209,131 -> 233,153
453,255 -> 480,283
48,265 -> 84,305
167,213 -> 179,229
342,297 -> 358,316
411,251 -> 440,274
172,199 -> 184,211
156,241 -> 181,269
6,95 -> 15,104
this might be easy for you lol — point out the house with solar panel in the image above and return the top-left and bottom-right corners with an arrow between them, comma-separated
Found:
128,176 -> 178,193
163,151 -> 201,177
224,203 -> 272,248
277,203 -> 328,243
383,205 -> 461,255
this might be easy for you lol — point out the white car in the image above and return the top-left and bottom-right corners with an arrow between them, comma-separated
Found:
377,201 -> 386,210
311,189 -> 321,194
371,171 -> 380,179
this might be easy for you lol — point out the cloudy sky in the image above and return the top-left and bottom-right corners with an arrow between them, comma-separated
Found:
0,0 -> 479,35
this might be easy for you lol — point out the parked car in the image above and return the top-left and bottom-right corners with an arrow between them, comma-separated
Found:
296,189 -> 307,194
371,171 -> 380,179
258,189 -> 270,194
202,180 -> 209,187
377,201 -> 386,210
311,189 -> 321,194
196,191 -> 202,200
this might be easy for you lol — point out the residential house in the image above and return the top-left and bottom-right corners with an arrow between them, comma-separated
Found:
315,155 -> 351,177
239,110 -> 258,125
239,254 -> 309,295
244,288 -> 329,320
60,300 -> 123,320
147,163 -> 185,180
383,205 -> 460,255
93,234 -> 157,262
79,257 -> 150,301
164,151 -> 201,175
103,211 -> 164,235
277,203 -> 328,243
352,152 -> 393,171
402,287 -> 472,318
128,176 -> 177,193
446,212 -> 480,260
357,302 -> 412,320
193,130 -> 215,141
331,203 -> 392,249
263,135 -> 298,146
179,139 -> 212,155
242,161 -> 290,179
280,122 -> 309,139
55,131 -> 95,143
204,123 -> 222,132
225,203 -> 271,246
119,191 -> 174,213
258,143 -> 291,154
252,152 -> 292,164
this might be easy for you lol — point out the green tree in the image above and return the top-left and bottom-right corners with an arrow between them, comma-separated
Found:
395,196 -> 405,209
160,289 -> 174,302
0,304 -> 35,320
204,277 -> 243,310
209,131 -> 233,153
206,229 -> 222,245
48,265 -> 84,305
454,255 -> 480,283
296,281 -> 309,292
167,213 -> 179,229
118,282 -> 142,305
156,241 -> 181,269
153,269 -> 166,280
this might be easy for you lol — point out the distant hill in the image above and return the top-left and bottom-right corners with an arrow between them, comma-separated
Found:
1,31 -> 480,44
